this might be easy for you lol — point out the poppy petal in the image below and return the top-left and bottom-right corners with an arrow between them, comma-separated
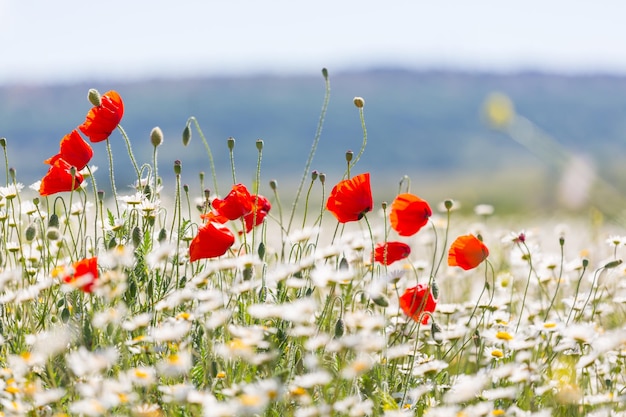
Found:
79,90 -> 124,142
448,234 -> 489,270
39,159 -> 84,196
399,284 -> 437,325
390,193 -> 432,236
189,222 -> 235,261
373,241 -> 411,265
326,173 -> 373,223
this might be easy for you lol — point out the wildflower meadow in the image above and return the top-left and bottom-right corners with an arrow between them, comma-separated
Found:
0,69 -> 625,417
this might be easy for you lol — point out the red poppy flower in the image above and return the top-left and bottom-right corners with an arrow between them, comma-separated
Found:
390,193 -> 432,236
373,241 -> 411,265
448,234 -> 489,270
63,257 -> 98,293
212,184 -> 254,221
326,173 -> 373,223
45,130 -> 93,171
39,159 -> 84,196
189,221 -> 235,261
200,211 -> 229,224
399,283 -> 437,325
78,90 -> 124,142
243,195 -> 271,233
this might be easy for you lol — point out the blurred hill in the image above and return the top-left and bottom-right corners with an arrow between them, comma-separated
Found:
3,69 -> 626,215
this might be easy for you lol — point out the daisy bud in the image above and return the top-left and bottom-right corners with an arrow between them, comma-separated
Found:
269,179 -> 278,191
322,67 -> 328,79
88,88 -> 102,107
334,317 -> 345,338
227,137 -> 235,150
353,97 -> 365,108
25,223 -> 37,242
174,160 -> 182,175
182,123 -> 192,146
256,139 -> 264,151
345,150 -> 353,163
150,126 -> 163,147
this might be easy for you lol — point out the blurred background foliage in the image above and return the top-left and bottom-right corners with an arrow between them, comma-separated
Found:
3,69 -> 626,220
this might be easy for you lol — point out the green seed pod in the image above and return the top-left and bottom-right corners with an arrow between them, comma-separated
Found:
353,97 -> 365,108
173,160 -> 182,175
158,228 -> 167,243
46,227 -> 60,241
227,137 -> 235,150
258,242 -> 265,260
371,295 -> 389,307
256,139 -> 264,151
345,150 -> 353,163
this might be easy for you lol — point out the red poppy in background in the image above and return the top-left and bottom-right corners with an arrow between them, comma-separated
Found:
373,241 -> 411,265
39,159 -> 84,196
189,221 -> 235,261
63,257 -> 99,293
45,130 -> 93,171
243,195 -> 271,233
326,173 -> 373,223
78,90 -> 124,142
212,184 -> 254,220
390,193 -> 432,236
399,283 -> 437,325
448,234 -> 489,270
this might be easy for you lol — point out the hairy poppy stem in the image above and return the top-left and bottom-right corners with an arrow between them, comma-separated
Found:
188,117 -> 219,196
117,125 -> 141,183
105,139 -> 120,217
346,106 -> 368,176
287,68 -> 330,235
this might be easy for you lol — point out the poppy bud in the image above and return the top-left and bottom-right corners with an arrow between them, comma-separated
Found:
98,190 -> 105,202
88,88 -> 102,106
182,123 -> 192,146
108,237 -> 117,250
559,236 -> 565,247
46,227 -> 60,241
353,97 -> 365,108
381,201 -> 387,210
132,226 -> 142,247
473,329 -> 481,348
371,295 -> 389,307
25,223 -> 37,242
334,317 -> 345,338
269,179 -> 277,191
345,150 -> 353,163
183,184 -> 189,193
339,257 -> 349,270
33,197 -> 39,206
582,258 -> 589,268
174,160 -> 182,175
318,173 -> 326,185
227,137 -> 235,150
431,280 -> 439,299
311,170 -> 318,181
256,139 -> 264,151
203,188 -> 211,200
431,320 -> 443,344
150,126 -> 163,147
48,214 -> 59,228
258,242 -> 265,260
158,228 -> 167,243
0,138 -> 6,148
444,199 -> 454,210
322,68 -> 328,79
604,259 -> 622,269
243,265 -> 253,281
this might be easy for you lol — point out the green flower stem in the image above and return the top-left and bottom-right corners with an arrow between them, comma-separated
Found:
287,69 -> 330,234
117,124 -> 141,183
105,138 -> 120,218
189,117 -> 219,196
346,106 -> 368,176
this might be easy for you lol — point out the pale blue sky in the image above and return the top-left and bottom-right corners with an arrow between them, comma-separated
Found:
2,0 -> 626,84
